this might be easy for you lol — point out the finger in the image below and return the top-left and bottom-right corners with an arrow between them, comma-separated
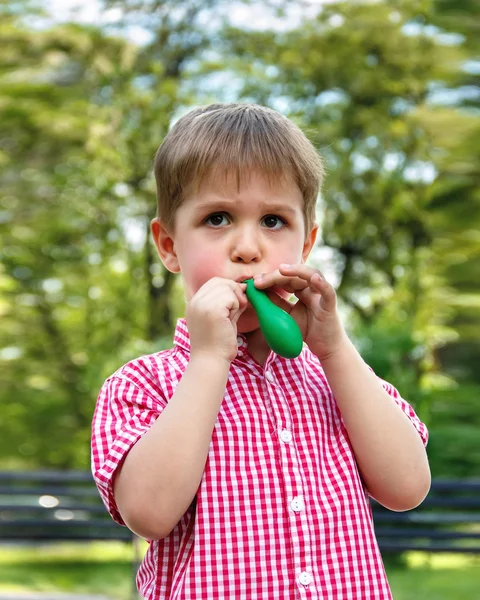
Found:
295,273 -> 336,312
197,282 -> 240,312
231,302 -> 248,325
253,271 -> 309,292
230,287 -> 250,322
279,263 -> 327,281
227,283 -> 249,320
197,278 -> 246,304
234,282 -> 248,308
311,272 -> 336,309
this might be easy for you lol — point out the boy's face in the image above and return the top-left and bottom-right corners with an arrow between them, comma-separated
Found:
152,169 -> 318,333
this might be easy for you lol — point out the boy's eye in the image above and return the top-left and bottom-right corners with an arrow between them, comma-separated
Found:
262,215 -> 286,229
205,213 -> 229,227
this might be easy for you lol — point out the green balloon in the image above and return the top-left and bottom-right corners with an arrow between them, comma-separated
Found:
244,279 -> 303,359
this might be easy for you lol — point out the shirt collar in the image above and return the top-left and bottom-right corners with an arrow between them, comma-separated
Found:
173,319 -> 191,353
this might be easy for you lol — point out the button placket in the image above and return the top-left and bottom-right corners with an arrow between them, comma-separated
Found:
261,362 -> 316,596
290,496 -> 305,513
265,370 -> 274,383
298,571 -> 313,586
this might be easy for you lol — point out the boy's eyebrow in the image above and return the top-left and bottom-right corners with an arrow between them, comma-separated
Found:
193,200 -> 298,214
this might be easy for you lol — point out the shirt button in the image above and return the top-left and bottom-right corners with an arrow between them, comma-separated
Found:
265,371 -> 274,382
280,429 -> 293,443
290,496 -> 305,512
236,336 -> 243,346
299,571 -> 313,586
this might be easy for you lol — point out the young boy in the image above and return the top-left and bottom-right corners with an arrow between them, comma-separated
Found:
91,103 -> 430,599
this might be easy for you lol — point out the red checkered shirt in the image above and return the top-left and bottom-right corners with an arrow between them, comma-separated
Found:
92,318 -> 428,599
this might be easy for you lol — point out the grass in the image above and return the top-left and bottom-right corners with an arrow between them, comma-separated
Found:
0,543 -> 479,599
0,542 -> 141,599
389,553 -> 480,600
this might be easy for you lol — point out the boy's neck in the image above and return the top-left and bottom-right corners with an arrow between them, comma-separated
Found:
243,328 -> 271,367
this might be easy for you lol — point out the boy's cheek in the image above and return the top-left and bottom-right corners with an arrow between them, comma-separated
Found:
184,250 -> 224,293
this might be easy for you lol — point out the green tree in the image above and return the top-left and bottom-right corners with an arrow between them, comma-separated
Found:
202,0 -> 479,475
0,1 -> 190,467
0,0 -> 250,469
1,0 -> 478,477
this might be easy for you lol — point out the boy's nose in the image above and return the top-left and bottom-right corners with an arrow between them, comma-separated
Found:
231,228 -> 261,263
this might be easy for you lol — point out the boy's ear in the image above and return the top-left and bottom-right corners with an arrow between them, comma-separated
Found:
151,218 -> 180,273
302,224 -> 319,262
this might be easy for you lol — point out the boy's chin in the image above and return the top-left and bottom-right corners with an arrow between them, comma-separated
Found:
237,308 -> 260,334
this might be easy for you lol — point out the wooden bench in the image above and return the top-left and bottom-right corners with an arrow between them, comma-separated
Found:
0,470 -> 132,542
1,471 -> 479,554
0,470 -> 140,599
372,479 -> 480,553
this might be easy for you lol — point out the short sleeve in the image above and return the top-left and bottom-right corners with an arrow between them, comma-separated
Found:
91,371 -> 168,525
375,374 -> 429,447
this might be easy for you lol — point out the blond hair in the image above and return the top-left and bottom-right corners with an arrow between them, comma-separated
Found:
154,103 -> 324,233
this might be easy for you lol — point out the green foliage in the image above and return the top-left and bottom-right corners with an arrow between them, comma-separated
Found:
214,0 -> 479,478
0,1 -> 188,468
426,384 -> 480,478
351,311 -> 480,478
351,313 -> 425,410
0,0 -> 478,476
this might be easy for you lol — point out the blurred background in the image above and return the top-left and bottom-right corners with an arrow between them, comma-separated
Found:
0,0 -> 479,598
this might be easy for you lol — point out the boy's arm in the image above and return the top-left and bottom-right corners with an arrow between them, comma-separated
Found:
254,264 -> 430,511
114,354 -> 230,540
321,334 -> 430,511
114,277 -> 247,540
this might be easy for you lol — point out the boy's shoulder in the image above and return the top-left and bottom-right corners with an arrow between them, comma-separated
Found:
105,344 -> 187,391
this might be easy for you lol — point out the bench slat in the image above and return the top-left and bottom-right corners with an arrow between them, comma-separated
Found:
0,504 -> 108,514
375,528 -> 480,540
379,542 -> 480,553
0,486 -> 100,497
0,519 -> 126,528
1,471 -> 479,554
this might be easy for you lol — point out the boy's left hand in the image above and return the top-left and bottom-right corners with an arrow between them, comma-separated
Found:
253,263 -> 347,362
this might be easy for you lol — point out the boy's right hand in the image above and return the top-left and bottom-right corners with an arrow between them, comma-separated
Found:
186,278 -> 248,364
